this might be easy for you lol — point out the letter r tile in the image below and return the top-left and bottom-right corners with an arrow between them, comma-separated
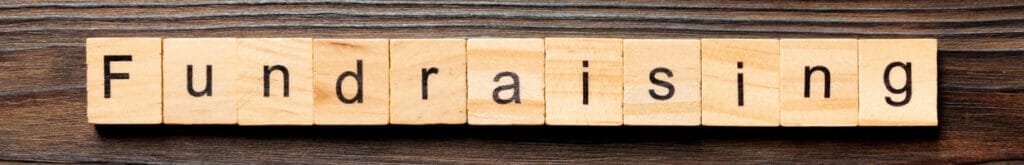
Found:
389,39 -> 467,125
237,38 -> 314,126
467,38 -> 545,125
544,38 -> 623,126
313,39 -> 390,125
701,39 -> 780,127
86,38 -> 163,124
858,39 -> 937,126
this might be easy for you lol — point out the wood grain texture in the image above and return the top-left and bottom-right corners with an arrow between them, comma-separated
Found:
1,0 -> 1023,163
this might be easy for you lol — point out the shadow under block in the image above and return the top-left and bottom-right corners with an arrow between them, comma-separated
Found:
86,38 -> 164,124
779,39 -> 858,127
701,39 -> 780,126
313,39 -> 390,125
544,38 -> 624,126
858,39 -> 938,126
236,38 -> 314,125
622,39 -> 701,126
162,38 -> 239,124
466,38 -> 546,125
389,39 -> 467,125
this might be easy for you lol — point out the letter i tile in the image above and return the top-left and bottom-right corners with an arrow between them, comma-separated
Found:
544,38 -> 623,126
700,39 -> 780,127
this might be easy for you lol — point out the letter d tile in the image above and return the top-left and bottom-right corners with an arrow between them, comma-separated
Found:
313,39 -> 390,125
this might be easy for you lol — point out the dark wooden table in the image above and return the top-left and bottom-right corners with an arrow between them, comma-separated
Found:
2,1 -> 1023,164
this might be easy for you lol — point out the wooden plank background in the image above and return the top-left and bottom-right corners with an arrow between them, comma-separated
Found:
2,0 -> 1023,163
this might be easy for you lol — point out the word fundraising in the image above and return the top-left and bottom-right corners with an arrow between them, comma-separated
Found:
86,38 -> 936,127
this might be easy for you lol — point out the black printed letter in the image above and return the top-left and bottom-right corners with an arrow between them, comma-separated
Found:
803,66 -> 831,98
884,62 -> 912,106
421,67 -> 439,100
648,67 -> 675,100
187,64 -> 213,97
336,60 -> 364,104
264,65 -> 289,97
582,61 -> 590,105
103,55 -> 132,98
492,71 -> 521,104
737,62 -> 744,106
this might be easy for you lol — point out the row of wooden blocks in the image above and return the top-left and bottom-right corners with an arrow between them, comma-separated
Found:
86,38 -> 937,126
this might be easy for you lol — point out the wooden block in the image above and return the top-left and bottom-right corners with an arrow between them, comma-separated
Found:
779,39 -> 858,127
858,39 -> 938,126
389,39 -> 467,125
544,38 -> 623,126
700,39 -> 780,126
622,39 -> 701,126
86,38 -> 164,124
313,39 -> 390,125
466,38 -> 545,125
162,38 -> 239,125
236,38 -> 314,125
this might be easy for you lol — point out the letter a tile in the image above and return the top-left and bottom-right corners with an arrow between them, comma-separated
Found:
86,38 -> 163,124
467,38 -> 545,125
623,39 -> 701,126
313,39 -> 390,125
779,39 -> 858,127
163,38 -> 240,124
545,38 -> 623,126
237,38 -> 314,125
389,39 -> 467,125
701,39 -> 780,126
858,39 -> 937,126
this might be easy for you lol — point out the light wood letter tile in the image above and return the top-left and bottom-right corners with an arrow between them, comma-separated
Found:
237,38 -> 314,125
389,39 -> 467,125
163,38 -> 239,124
313,39 -> 390,125
86,38 -> 164,124
467,38 -> 546,125
623,39 -> 701,126
858,39 -> 938,126
779,39 -> 858,127
544,38 -> 623,126
700,39 -> 780,126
